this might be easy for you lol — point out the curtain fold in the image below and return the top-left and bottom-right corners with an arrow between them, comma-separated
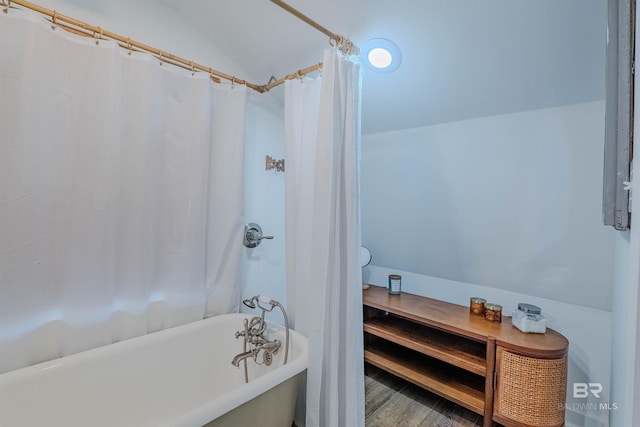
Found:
284,75 -> 323,336
204,86 -> 247,317
285,48 -> 364,427
0,10 -> 246,374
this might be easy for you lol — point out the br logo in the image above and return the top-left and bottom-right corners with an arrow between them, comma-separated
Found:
573,383 -> 603,398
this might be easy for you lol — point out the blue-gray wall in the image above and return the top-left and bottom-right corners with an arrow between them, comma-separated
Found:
361,101 -> 615,310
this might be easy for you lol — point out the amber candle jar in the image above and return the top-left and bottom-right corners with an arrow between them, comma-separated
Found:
484,303 -> 502,322
469,297 -> 486,315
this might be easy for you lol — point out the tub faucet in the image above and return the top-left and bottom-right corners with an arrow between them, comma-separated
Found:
240,295 -> 289,363
232,295 -> 290,383
231,350 -> 256,367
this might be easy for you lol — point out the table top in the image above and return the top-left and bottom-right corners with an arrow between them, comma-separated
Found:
363,285 -> 568,358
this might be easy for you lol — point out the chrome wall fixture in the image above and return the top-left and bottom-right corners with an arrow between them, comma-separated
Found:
266,155 -> 285,172
243,223 -> 273,248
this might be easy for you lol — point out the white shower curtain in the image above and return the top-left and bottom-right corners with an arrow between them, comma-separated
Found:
0,10 -> 246,373
285,48 -> 364,427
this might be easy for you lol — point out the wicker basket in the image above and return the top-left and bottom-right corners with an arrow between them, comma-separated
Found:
494,347 -> 567,427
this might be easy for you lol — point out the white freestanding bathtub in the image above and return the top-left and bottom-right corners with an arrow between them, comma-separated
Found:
0,313 -> 308,427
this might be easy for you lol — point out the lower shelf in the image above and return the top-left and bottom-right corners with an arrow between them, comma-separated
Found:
364,338 -> 485,415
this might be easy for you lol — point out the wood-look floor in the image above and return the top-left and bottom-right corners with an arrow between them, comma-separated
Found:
365,364 -> 483,427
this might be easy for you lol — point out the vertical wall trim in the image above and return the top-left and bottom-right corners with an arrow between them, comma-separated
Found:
604,0 -> 634,230
630,51 -> 640,423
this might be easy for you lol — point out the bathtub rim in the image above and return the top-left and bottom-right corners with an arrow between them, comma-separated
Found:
0,313 -> 308,427
158,315 -> 308,426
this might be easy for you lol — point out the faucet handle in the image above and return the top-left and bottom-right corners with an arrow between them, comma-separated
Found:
243,223 -> 273,248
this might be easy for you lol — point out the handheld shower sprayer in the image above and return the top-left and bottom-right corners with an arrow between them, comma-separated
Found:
242,297 -> 257,309
242,295 -> 278,311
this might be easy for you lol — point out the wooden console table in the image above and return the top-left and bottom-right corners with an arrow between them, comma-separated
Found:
363,285 -> 569,427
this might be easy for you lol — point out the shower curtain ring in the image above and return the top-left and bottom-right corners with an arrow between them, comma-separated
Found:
94,27 -> 103,45
191,61 -> 195,76
158,50 -> 163,66
51,10 -> 57,30
3,0 -> 10,14
126,38 -> 132,55
208,68 -> 221,84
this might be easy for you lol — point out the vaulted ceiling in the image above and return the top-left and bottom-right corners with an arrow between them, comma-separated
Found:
161,0 -> 606,134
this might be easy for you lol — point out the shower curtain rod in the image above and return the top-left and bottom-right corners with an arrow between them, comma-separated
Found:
269,0 -> 359,57
271,0 -> 339,42
3,0 -> 358,93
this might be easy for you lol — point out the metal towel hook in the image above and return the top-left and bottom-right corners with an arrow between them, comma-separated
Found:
243,223 -> 273,248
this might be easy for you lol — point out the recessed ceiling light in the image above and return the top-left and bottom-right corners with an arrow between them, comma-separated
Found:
368,48 -> 393,69
361,38 -> 402,73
